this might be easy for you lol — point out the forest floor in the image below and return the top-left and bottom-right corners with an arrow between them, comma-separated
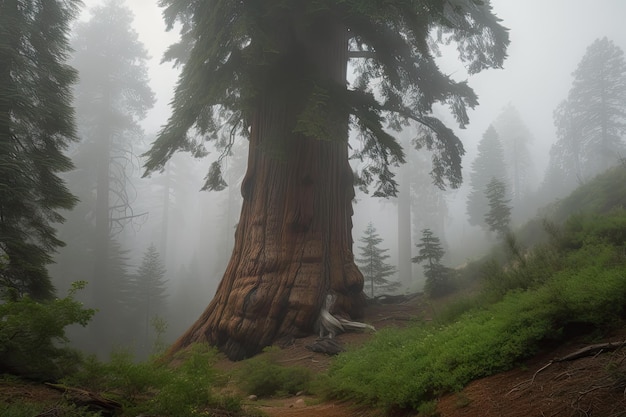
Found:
217,294 -> 626,417
2,294 -> 626,416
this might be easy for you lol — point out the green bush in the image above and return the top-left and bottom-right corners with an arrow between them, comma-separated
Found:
324,209 -> 626,411
0,281 -> 95,380
238,347 -> 313,397
64,343 -> 242,417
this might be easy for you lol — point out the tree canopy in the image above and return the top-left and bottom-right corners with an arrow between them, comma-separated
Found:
0,0 -> 81,300
144,0 -> 509,193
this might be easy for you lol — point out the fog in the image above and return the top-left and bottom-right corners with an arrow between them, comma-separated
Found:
53,0 -> 626,356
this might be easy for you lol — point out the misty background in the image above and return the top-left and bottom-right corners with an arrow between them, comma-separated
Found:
50,0 -> 626,357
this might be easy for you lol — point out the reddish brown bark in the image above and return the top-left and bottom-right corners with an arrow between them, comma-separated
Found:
169,19 -> 365,360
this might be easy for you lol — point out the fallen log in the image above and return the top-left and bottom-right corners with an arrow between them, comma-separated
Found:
553,340 -> 626,362
44,383 -> 122,415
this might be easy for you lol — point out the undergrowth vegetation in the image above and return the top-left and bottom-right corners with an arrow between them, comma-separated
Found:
61,344 -> 254,417
237,347 -> 313,397
322,205 -> 626,411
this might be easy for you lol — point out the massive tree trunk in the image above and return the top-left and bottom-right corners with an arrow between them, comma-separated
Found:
169,19 -> 365,360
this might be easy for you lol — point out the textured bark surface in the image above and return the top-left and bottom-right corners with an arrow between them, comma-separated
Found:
170,19 -> 365,360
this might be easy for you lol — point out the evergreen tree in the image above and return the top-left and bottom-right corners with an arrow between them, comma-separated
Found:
144,0 -> 508,359
484,177 -> 511,237
412,228 -> 453,297
0,0 -> 81,300
466,125 -> 507,229
52,0 -> 155,352
128,244 -> 168,354
548,37 -> 626,191
356,223 -> 399,298
492,104 -> 533,202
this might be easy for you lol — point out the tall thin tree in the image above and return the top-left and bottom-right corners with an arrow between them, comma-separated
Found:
548,37 -> 626,191
61,0 -> 155,352
0,0 -> 81,300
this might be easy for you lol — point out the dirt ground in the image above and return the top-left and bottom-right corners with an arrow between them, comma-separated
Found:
3,294 -> 626,417
229,294 -> 626,417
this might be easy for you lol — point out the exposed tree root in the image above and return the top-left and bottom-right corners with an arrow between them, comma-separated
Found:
506,340 -> 626,396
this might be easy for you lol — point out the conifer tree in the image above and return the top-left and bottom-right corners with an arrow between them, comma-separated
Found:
52,0 -> 155,352
413,228 -> 453,297
484,177 -> 511,237
129,244 -> 168,352
145,0 -> 508,359
0,0 -> 81,300
493,104 -> 533,202
356,223 -> 399,298
548,37 -> 626,192
466,125 -> 507,229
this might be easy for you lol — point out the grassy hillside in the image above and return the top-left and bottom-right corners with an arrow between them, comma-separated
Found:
322,164 -> 626,412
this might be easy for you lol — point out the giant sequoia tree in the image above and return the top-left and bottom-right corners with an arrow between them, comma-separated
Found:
0,0 -> 80,300
145,0 -> 508,360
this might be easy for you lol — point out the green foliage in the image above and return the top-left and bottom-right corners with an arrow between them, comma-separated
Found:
0,403 -> 100,417
238,347 -> 313,397
356,222 -> 399,297
413,229 -> 454,297
0,281 -> 95,380
324,208 -> 626,411
484,177 -> 511,236
0,0 -> 81,300
64,343 -> 242,417
145,0 -> 508,195
466,126 -> 507,228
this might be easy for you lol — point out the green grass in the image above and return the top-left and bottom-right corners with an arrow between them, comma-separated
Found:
322,209 -> 626,411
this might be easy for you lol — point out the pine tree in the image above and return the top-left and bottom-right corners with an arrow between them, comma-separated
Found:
413,229 -> 453,298
129,244 -> 168,353
492,104 -> 533,202
356,223 -> 399,298
484,177 -> 511,237
0,0 -> 81,300
53,0 -> 155,351
144,1 -> 508,359
548,37 -> 626,191
466,125 -> 507,229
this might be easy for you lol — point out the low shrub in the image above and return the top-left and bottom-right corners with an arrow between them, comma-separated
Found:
0,281 -> 95,380
324,210 -> 626,411
238,347 -> 313,397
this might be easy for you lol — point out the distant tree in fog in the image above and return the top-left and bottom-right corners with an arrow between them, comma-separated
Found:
413,229 -> 453,298
484,177 -> 511,237
547,37 -> 626,192
128,244 -> 168,352
493,104 -> 533,202
356,223 -> 399,298
52,0 -> 155,354
466,125 -> 507,230
0,0 -> 80,300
